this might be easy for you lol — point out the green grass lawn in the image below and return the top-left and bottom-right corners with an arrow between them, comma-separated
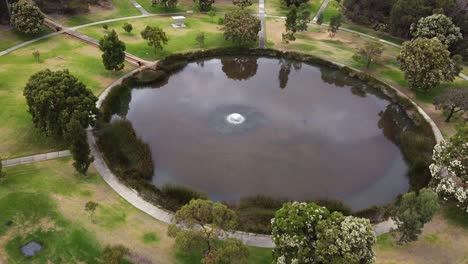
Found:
78,14 -> 241,60
342,23 -> 405,45
137,0 -> 258,14
0,158 -> 273,263
0,26 -> 52,52
321,0 -> 340,23
60,0 -> 141,26
0,35 -> 135,158
265,0 -> 322,16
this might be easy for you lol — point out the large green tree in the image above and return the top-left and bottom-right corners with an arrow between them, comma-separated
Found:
168,199 -> 249,264
99,30 -> 126,71
272,202 -> 376,264
232,0 -> 252,9
152,0 -> 178,9
393,188 -> 439,243
397,38 -> 458,92
434,88 -> 468,122
411,14 -> 462,48
10,1 -> 44,35
223,9 -> 261,46
281,0 -> 308,8
141,26 -> 169,54
389,0 -> 455,37
194,0 -> 215,11
66,118 -> 94,175
23,69 -> 99,138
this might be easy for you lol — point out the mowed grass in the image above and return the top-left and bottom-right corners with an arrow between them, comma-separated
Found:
265,0 -> 322,16
78,14 -> 240,60
0,35 -> 135,158
0,26 -> 52,51
374,210 -> 468,264
0,158 -> 273,263
137,0 -> 258,14
321,0 -> 340,23
58,0 -> 141,26
0,158 -> 175,262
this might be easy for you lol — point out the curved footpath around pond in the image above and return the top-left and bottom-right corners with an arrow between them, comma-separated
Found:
87,54 -> 444,248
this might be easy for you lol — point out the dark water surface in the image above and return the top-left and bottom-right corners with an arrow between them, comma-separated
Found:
125,57 -> 410,210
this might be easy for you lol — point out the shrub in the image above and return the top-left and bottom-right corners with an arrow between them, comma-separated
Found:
161,184 -> 207,211
96,120 -> 153,181
314,199 -> 352,216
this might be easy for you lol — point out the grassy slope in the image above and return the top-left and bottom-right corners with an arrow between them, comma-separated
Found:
0,26 -> 53,52
78,15 -> 238,60
374,207 -> 468,264
58,0 -> 141,26
0,158 -> 272,263
0,35 -> 135,158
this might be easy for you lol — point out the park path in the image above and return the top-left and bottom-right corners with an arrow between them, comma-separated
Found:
258,0 -> 266,48
129,0 -> 150,15
1,150 -> 71,167
312,0 -> 330,23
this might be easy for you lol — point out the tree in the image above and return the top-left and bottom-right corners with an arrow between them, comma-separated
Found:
315,213 -> 376,264
316,13 -> 323,25
393,188 -> 439,243
285,7 -> 297,32
0,156 -> 5,183
100,245 -> 130,264
272,202 -> 330,263
272,202 -> 376,264
23,69 -> 99,138
397,38 -> 458,92
168,199 -> 249,264
99,30 -> 126,71
390,0 -> 454,37
32,49 -> 40,63
66,118 -> 94,175
411,14 -> 462,48
141,26 -> 169,54
196,31 -> 205,48
152,0 -> 177,8
85,201 -> 99,221
434,88 -> 468,122
283,7 -> 297,43
281,0 -> 308,8
430,125 -> 468,211
207,10 -> 216,21
352,42 -> 384,69
194,0 -> 215,11
233,0 -> 252,9
223,9 -> 261,46
328,14 -> 342,39
296,4 -> 311,31
10,1 -> 44,35
122,22 -> 133,33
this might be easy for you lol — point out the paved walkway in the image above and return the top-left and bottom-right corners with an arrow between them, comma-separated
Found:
312,0 -> 330,23
1,150 -> 71,167
129,0 -> 150,15
258,0 -> 266,48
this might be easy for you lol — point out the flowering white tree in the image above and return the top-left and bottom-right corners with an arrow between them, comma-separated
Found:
411,14 -> 463,48
315,213 -> 376,263
430,126 -> 468,212
271,202 -> 376,264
